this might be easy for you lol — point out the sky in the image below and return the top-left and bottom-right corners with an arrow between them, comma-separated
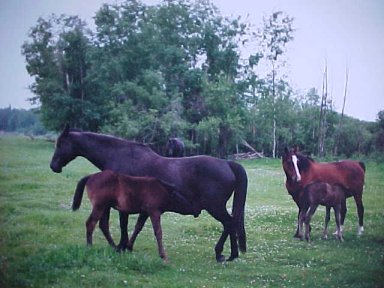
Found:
0,0 -> 383,122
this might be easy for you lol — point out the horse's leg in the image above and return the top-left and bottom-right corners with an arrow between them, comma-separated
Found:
215,229 -> 231,262
298,208 -> 306,240
208,206 -> 238,262
334,205 -> 344,242
294,208 -> 301,238
98,208 -> 116,248
322,206 -> 331,239
337,197 -> 347,235
127,213 -> 149,251
149,211 -> 168,262
117,211 -> 129,252
86,207 -> 105,246
295,206 -> 311,238
354,194 -> 365,235
305,205 -> 318,242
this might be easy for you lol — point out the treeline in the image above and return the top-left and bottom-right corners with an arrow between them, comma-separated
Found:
0,107 -> 46,135
21,0 -> 383,158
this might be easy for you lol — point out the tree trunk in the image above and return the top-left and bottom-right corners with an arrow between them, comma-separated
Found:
318,61 -> 328,157
218,124 -> 230,159
333,66 -> 349,156
272,62 -> 277,158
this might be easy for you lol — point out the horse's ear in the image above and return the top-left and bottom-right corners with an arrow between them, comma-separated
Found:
293,145 -> 299,154
63,123 -> 70,136
284,147 -> 289,155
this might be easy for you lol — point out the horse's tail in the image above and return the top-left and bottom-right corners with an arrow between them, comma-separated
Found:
72,175 -> 89,211
229,161 -> 248,253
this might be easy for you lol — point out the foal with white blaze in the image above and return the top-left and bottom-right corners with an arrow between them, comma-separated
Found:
299,182 -> 346,242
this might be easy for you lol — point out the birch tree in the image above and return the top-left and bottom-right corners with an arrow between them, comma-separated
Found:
260,11 -> 294,158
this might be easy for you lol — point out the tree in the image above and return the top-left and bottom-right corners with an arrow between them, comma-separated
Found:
296,88 -> 321,154
375,110 -> 384,153
0,107 -> 46,135
91,0 -> 251,155
22,15 -> 107,131
318,61 -> 328,157
333,66 -> 349,155
197,76 -> 246,157
258,11 -> 294,157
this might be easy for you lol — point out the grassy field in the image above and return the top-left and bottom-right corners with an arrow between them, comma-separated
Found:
0,135 -> 383,287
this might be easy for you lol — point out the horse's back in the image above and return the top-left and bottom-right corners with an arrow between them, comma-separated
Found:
160,156 -> 239,204
83,171 -> 119,209
312,160 -> 365,192
185,156 -> 236,188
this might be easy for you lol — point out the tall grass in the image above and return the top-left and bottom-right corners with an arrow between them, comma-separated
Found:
1,135 -> 383,287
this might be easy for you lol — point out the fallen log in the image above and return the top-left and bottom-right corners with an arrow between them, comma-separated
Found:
232,151 -> 264,160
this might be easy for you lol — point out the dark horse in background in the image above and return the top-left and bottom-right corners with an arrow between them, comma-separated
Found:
166,138 -> 184,157
282,147 -> 365,237
50,125 -> 247,262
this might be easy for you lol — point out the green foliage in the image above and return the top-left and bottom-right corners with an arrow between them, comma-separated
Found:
0,107 -> 47,135
1,136 -> 384,287
21,0 -> 253,157
21,0 -> 383,159
261,11 -> 294,62
373,110 -> 384,152
21,15 -> 109,131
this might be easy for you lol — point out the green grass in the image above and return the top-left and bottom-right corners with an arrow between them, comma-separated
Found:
1,135 -> 383,287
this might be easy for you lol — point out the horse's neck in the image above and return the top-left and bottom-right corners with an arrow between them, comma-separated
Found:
75,133 -> 116,170
75,132 -> 160,174
299,155 -> 314,172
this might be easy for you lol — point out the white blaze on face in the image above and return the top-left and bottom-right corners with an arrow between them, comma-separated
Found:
292,155 -> 301,182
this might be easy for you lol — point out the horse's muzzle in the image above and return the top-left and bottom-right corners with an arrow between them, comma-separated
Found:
292,176 -> 301,183
50,163 -> 62,173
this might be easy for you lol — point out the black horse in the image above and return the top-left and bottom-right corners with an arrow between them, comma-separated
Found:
50,125 -> 248,262
166,138 -> 184,157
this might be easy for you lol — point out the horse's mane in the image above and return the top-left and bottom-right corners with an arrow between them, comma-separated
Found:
70,129 -> 152,151
69,128 -> 83,132
297,152 -> 314,172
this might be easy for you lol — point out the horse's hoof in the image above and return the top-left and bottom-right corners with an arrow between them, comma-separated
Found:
216,255 -> 226,263
226,255 -> 238,262
126,242 -> 133,251
357,226 -> 364,236
160,255 -> 169,263
116,245 -> 126,253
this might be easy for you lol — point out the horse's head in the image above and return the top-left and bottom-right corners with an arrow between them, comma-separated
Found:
50,124 -> 78,173
282,147 -> 303,183
166,138 -> 184,157
166,139 -> 176,156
